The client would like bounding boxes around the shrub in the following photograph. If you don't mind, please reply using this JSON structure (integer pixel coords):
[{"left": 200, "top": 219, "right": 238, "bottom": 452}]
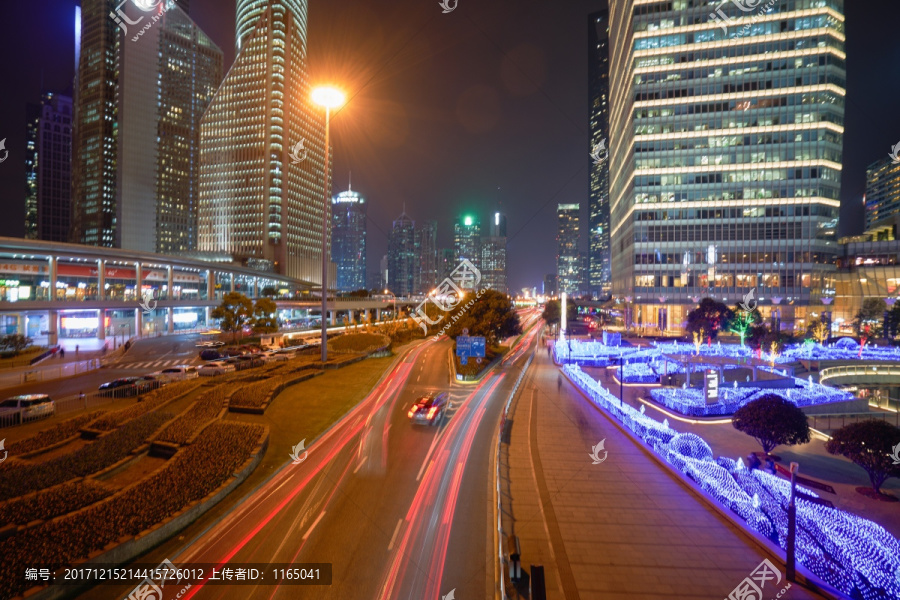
[
  {"left": 157, "top": 387, "right": 227, "bottom": 445},
  {"left": 0, "top": 481, "right": 112, "bottom": 526},
  {"left": 6, "top": 412, "right": 103, "bottom": 456},
  {"left": 89, "top": 380, "right": 200, "bottom": 431}
]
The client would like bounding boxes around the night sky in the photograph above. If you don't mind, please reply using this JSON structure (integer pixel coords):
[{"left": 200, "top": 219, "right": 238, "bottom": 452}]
[{"left": 1, "top": 0, "right": 899, "bottom": 292}]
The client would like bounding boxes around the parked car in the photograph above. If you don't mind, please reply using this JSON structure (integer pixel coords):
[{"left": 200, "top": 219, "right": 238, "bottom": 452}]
[
  {"left": 98, "top": 377, "right": 143, "bottom": 397},
  {"left": 198, "top": 361, "right": 236, "bottom": 377},
  {"left": 407, "top": 393, "right": 449, "bottom": 426},
  {"left": 135, "top": 374, "right": 166, "bottom": 395},
  {"left": 155, "top": 365, "right": 200, "bottom": 382},
  {"left": 199, "top": 349, "right": 222, "bottom": 361},
  {"left": 0, "top": 394, "right": 56, "bottom": 424}
]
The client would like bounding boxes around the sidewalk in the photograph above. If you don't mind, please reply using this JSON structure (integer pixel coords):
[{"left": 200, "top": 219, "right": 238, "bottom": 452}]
[{"left": 501, "top": 350, "right": 825, "bottom": 599}]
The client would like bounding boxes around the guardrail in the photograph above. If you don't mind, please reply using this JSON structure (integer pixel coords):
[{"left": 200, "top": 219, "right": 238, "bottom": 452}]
[
  {"left": 819, "top": 364, "right": 900, "bottom": 384},
  {"left": 809, "top": 411, "right": 900, "bottom": 432}
]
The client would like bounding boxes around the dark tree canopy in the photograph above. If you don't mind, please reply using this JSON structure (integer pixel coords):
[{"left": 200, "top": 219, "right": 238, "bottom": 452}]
[
  {"left": 686, "top": 298, "right": 733, "bottom": 340},
  {"left": 541, "top": 299, "right": 576, "bottom": 326},
  {"left": 211, "top": 292, "right": 254, "bottom": 342},
  {"left": 252, "top": 297, "right": 279, "bottom": 334},
  {"left": 825, "top": 420, "right": 900, "bottom": 494},
  {"left": 732, "top": 394, "right": 811, "bottom": 454},
  {"left": 446, "top": 290, "right": 522, "bottom": 346}
]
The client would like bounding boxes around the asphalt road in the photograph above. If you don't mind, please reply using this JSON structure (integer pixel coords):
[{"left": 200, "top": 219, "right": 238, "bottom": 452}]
[
  {"left": 0, "top": 333, "right": 208, "bottom": 408},
  {"left": 95, "top": 322, "right": 543, "bottom": 600}
]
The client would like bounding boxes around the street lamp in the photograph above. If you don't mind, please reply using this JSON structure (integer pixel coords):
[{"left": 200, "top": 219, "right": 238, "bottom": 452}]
[
  {"left": 383, "top": 289, "right": 396, "bottom": 321},
  {"left": 312, "top": 85, "right": 346, "bottom": 363}
]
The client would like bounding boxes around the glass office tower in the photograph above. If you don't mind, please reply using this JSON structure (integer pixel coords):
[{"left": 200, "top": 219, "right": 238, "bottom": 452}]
[
  {"left": 199, "top": 0, "right": 329, "bottom": 283},
  {"left": 609, "top": 0, "right": 845, "bottom": 332},
  {"left": 589, "top": 4, "right": 612, "bottom": 297},
  {"left": 331, "top": 186, "right": 367, "bottom": 292},
  {"left": 557, "top": 204, "right": 582, "bottom": 294}
]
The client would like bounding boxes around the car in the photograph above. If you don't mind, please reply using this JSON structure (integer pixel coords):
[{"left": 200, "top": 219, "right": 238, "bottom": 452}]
[
  {"left": 155, "top": 365, "right": 200, "bottom": 381},
  {"left": 98, "top": 377, "right": 143, "bottom": 397},
  {"left": 199, "top": 349, "right": 222, "bottom": 361},
  {"left": 407, "top": 393, "right": 449, "bottom": 426},
  {"left": 198, "top": 361, "right": 236, "bottom": 376},
  {"left": 269, "top": 350, "right": 295, "bottom": 361},
  {"left": 135, "top": 374, "right": 166, "bottom": 394},
  {"left": 0, "top": 394, "right": 56, "bottom": 424}
]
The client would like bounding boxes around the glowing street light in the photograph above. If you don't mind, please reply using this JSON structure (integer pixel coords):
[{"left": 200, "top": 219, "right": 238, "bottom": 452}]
[{"left": 312, "top": 86, "right": 347, "bottom": 363}]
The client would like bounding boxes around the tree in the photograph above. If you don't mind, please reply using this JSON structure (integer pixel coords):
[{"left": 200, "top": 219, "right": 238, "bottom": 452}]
[
  {"left": 806, "top": 317, "right": 829, "bottom": 344},
  {"left": 825, "top": 420, "right": 900, "bottom": 495},
  {"left": 732, "top": 394, "right": 811, "bottom": 455},
  {"left": 727, "top": 305, "right": 761, "bottom": 346},
  {"left": 446, "top": 290, "right": 522, "bottom": 346},
  {"left": 211, "top": 292, "right": 254, "bottom": 342},
  {"left": 1, "top": 334, "right": 33, "bottom": 356},
  {"left": 854, "top": 297, "right": 886, "bottom": 337},
  {"left": 747, "top": 323, "right": 769, "bottom": 351},
  {"left": 686, "top": 298, "right": 733, "bottom": 341},
  {"left": 252, "top": 297, "right": 279, "bottom": 334},
  {"left": 541, "top": 299, "right": 576, "bottom": 329}
]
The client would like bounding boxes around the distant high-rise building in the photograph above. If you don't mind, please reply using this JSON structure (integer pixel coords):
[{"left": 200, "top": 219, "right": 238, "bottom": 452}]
[
  {"left": 480, "top": 236, "right": 508, "bottom": 293},
  {"left": 454, "top": 215, "right": 481, "bottom": 287},
  {"left": 415, "top": 220, "right": 438, "bottom": 294},
  {"left": 490, "top": 211, "right": 507, "bottom": 237},
  {"left": 380, "top": 255, "right": 389, "bottom": 290},
  {"left": 588, "top": 5, "right": 611, "bottom": 296},
  {"left": 543, "top": 273, "right": 558, "bottom": 297},
  {"left": 331, "top": 185, "right": 367, "bottom": 292},
  {"left": 609, "top": 0, "right": 845, "bottom": 331},
  {"left": 865, "top": 157, "right": 900, "bottom": 232},
  {"left": 388, "top": 212, "right": 416, "bottom": 296},
  {"left": 557, "top": 204, "right": 581, "bottom": 294},
  {"left": 198, "top": 0, "right": 328, "bottom": 282},
  {"left": 24, "top": 104, "right": 39, "bottom": 240},
  {"left": 33, "top": 93, "right": 74, "bottom": 243},
  {"left": 73, "top": 1, "right": 221, "bottom": 252},
  {"left": 438, "top": 248, "right": 456, "bottom": 281}
]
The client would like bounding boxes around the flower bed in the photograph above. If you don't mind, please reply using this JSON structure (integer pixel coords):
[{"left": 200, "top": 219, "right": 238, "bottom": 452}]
[
  {"left": 88, "top": 380, "right": 200, "bottom": 431},
  {"left": 0, "top": 480, "right": 112, "bottom": 526},
  {"left": 0, "top": 411, "right": 172, "bottom": 502},
  {"left": 0, "top": 422, "right": 264, "bottom": 600},
  {"left": 156, "top": 387, "right": 227, "bottom": 445},
  {"left": 229, "top": 377, "right": 285, "bottom": 410},
  {"left": 564, "top": 364, "right": 900, "bottom": 599},
  {"left": 6, "top": 412, "right": 103, "bottom": 456}
]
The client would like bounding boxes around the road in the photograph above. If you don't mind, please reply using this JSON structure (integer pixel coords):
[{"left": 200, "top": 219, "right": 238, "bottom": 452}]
[
  {"left": 94, "top": 323, "right": 541, "bottom": 600},
  {"left": 0, "top": 333, "right": 208, "bottom": 408}
]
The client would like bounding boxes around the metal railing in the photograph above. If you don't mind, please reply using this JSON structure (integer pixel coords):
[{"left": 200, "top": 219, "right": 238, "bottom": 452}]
[
  {"left": 809, "top": 411, "right": 900, "bottom": 431},
  {"left": 819, "top": 364, "right": 900, "bottom": 384}
]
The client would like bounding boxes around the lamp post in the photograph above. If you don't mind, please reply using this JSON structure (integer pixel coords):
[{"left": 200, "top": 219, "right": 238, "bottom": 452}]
[
  {"left": 383, "top": 289, "right": 396, "bottom": 322},
  {"left": 312, "top": 86, "right": 346, "bottom": 364}
]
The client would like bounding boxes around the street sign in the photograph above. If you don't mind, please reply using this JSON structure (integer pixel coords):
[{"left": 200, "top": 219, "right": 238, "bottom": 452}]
[
  {"left": 704, "top": 369, "right": 719, "bottom": 404},
  {"left": 456, "top": 335, "right": 486, "bottom": 358},
  {"left": 460, "top": 356, "right": 468, "bottom": 365}
]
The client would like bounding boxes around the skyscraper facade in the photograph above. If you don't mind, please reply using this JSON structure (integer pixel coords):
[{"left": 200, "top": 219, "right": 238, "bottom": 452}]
[
  {"left": 480, "top": 236, "right": 508, "bottom": 293},
  {"left": 557, "top": 204, "right": 581, "bottom": 294},
  {"left": 35, "top": 93, "right": 73, "bottom": 243},
  {"left": 588, "top": 5, "right": 612, "bottom": 297},
  {"left": 864, "top": 157, "right": 900, "bottom": 232},
  {"left": 388, "top": 212, "right": 416, "bottom": 297},
  {"left": 490, "top": 211, "right": 507, "bottom": 237},
  {"left": 454, "top": 215, "right": 481, "bottom": 289},
  {"left": 609, "top": 0, "right": 845, "bottom": 331},
  {"left": 24, "top": 104, "right": 39, "bottom": 240},
  {"left": 73, "top": 1, "right": 221, "bottom": 252},
  {"left": 331, "top": 186, "right": 367, "bottom": 292},
  {"left": 198, "top": 0, "right": 330, "bottom": 282},
  {"left": 415, "top": 220, "right": 438, "bottom": 294}
]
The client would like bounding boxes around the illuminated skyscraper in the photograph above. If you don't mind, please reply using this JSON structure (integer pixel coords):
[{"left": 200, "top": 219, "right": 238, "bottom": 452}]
[
  {"left": 482, "top": 211, "right": 508, "bottom": 293},
  {"left": 34, "top": 93, "right": 74, "bottom": 243},
  {"left": 25, "top": 104, "right": 40, "bottom": 240},
  {"left": 388, "top": 212, "right": 416, "bottom": 297},
  {"left": 588, "top": 4, "right": 611, "bottom": 296},
  {"left": 557, "top": 204, "right": 581, "bottom": 294},
  {"left": 199, "top": 0, "right": 330, "bottom": 282},
  {"left": 415, "top": 220, "right": 438, "bottom": 294},
  {"left": 331, "top": 185, "right": 367, "bottom": 292},
  {"left": 864, "top": 157, "right": 900, "bottom": 232},
  {"left": 73, "top": 0, "right": 221, "bottom": 252},
  {"left": 454, "top": 215, "right": 481, "bottom": 268},
  {"left": 608, "top": 0, "right": 844, "bottom": 331}
]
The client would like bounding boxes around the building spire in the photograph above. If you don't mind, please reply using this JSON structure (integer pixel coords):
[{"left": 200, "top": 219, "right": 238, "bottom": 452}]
[{"left": 348, "top": 170, "right": 352, "bottom": 192}]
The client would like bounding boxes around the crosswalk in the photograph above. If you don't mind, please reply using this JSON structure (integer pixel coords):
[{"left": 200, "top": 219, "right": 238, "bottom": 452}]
[{"left": 115, "top": 358, "right": 195, "bottom": 370}]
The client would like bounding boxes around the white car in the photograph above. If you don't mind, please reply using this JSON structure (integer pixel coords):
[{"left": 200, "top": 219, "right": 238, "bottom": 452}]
[
  {"left": 0, "top": 394, "right": 56, "bottom": 424},
  {"left": 270, "top": 351, "right": 296, "bottom": 361},
  {"left": 154, "top": 365, "right": 200, "bottom": 381},
  {"left": 198, "top": 361, "right": 236, "bottom": 376}
]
